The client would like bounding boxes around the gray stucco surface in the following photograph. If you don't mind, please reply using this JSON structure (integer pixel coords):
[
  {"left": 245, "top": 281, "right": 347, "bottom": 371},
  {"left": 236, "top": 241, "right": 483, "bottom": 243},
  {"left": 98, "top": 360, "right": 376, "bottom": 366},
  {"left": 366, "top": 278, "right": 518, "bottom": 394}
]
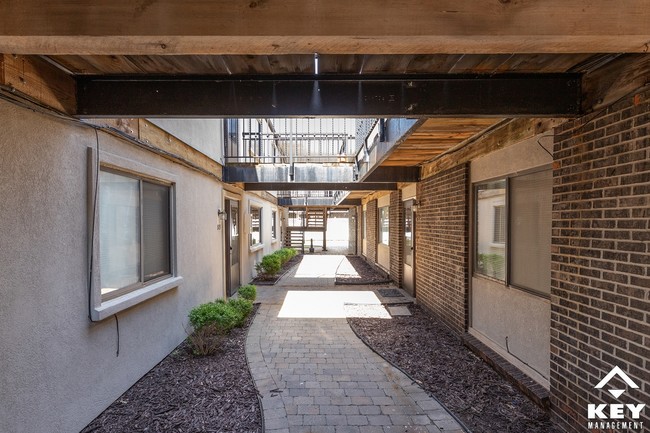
[
  {"left": 469, "top": 135, "right": 553, "bottom": 386},
  {"left": 0, "top": 100, "right": 231, "bottom": 433}
]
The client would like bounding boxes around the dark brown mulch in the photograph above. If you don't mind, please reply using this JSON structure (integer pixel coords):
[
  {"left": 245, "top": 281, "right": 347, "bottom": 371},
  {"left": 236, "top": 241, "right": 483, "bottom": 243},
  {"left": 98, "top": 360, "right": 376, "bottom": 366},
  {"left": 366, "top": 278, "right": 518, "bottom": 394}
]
[
  {"left": 251, "top": 254, "right": 303, "bottom": 285},
  {"left": 348, "top": 305, "right": 562, "bottom": 433},
  {"left": 336, "top": 255, "right": 391, "bottom": 285},
  {"left": 82, "top": 305, "right": 262, "bottom": 433}
]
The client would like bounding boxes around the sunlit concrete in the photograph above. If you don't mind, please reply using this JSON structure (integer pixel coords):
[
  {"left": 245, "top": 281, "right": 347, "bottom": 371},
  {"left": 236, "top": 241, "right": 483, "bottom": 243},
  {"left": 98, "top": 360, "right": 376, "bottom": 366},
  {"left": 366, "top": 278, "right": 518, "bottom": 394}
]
[
  {"left": 277, "top": 290, "right": 391, "bottom": 319},
  {"left": 293, "top": 254, "right": 346, "bottom": 279},
  {"left": 335, "top": 256, "right": 362, "bottom": 279}
]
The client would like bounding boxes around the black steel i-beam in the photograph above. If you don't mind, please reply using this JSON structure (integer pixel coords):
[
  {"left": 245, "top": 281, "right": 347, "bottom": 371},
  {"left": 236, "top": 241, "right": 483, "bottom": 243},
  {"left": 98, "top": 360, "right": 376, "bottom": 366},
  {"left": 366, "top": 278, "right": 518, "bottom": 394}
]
[
  {"left": 76, "top": 74, "right": 581, "bottom": 117},
  {"left": 244, "top": 182, "right": 397, "bottom": 191}
]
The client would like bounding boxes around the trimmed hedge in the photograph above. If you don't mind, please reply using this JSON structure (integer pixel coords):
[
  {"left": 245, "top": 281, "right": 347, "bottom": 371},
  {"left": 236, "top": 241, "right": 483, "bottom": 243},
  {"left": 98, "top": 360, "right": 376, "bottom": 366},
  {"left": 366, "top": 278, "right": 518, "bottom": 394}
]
[
  {"left": 187, "top": 296, "right": 256, "bottom": 355},
  {"left": 255, "top": 248, "right": 298, "bottom": 278},
  {"left": 228, "top": 298, "right": 253, "bottom": 327},
  {"left": 238, "top": 284, "right": 257, "bottom": 301}
]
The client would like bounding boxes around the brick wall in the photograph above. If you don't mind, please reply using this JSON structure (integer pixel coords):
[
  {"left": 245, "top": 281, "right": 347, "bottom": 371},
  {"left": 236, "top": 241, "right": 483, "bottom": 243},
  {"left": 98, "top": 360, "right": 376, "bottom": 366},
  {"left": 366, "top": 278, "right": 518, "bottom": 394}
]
[
  {"left": 366, "top": 199, "right": 378, "bottom": 263},
  {"left": 348, "top": 207, "right": 357, "bottom": 255},
  {"left": 415, "top": 164, "right": 469, "bottom": 334},
  {"left": 551, "top": 89, "right": 650, "bottom": 432},
  {"left": 389, "top": 190, "right": 404, "bottom": 286}
]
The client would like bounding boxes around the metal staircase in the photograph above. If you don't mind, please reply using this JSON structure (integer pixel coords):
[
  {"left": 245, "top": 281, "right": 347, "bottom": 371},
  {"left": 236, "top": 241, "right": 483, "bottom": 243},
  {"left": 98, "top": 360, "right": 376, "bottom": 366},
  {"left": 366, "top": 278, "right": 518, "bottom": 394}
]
[
  {"left": 284, "top": 207, "right": 329, "bottom": 253},
  {"left": 286, "top": 229, "right": 306, "bottom": 253},
  {"left": 305, "top": 208, "right": 326, "bottom": 228}
]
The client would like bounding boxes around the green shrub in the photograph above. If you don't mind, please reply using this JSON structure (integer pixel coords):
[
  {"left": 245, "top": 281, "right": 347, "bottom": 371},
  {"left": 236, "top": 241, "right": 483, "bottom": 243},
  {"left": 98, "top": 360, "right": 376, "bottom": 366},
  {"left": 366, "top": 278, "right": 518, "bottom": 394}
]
[
  {"left": 228, "top": 298, "right": 253, "bottom": 327},
  {"left": 238, "top": 284, "right": 257, "bottom": 301},
  {"left": 255, "top": 253, "right": 282, "bottom": 278},
  {"left": 275, "top": 248, "right": 297, "bottom": 265},
  {"left": 188, "top": 300, "right": 239, "bottom": 332}
]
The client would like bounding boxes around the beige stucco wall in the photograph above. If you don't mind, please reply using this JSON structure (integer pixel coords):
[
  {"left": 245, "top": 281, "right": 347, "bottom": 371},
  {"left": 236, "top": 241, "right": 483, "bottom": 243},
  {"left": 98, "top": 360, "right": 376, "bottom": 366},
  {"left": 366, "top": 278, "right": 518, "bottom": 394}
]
[
  {"left": 148, "top": 118, "right": 224, "bottom": 163},
  {"left": 469, "top": 134, "right": 553, "bottom": 387},
  {"left": 0, "top": 99, "right": 274, "bottom": 433},
  {"left": 241, "top": 193, "right": 283, "bottom": 283}
]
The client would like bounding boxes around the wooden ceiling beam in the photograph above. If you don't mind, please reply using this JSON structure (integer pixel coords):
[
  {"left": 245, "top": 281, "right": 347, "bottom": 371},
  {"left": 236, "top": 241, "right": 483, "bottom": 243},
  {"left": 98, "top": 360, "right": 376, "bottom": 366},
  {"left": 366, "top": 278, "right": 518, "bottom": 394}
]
[
  {"left": 0, "top": 1, "right": 648, "bottom": 55},
  {"left": 0, "top": 54, "right": 76, "bottom": 113}
]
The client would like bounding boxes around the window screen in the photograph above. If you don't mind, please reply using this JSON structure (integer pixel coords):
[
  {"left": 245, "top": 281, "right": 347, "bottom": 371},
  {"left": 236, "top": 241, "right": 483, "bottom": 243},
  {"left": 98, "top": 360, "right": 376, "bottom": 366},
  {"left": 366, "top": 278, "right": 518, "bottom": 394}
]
[
  {"left": 143, "top": 182, "right": 170, "bottom": 281},
  {"left": 510, "top": 169, "right": 552, "bottom": 294}
]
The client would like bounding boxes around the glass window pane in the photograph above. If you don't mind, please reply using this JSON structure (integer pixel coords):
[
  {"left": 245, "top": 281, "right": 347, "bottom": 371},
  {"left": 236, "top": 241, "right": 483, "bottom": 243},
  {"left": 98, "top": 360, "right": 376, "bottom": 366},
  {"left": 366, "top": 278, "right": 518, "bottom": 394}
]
[
  {"left": 510, "top": 169, "right": 552, "bottom": 294},
  {"left": 250, "top": 207, "right": 261, "bottom": 245},
  {"left": 404, "top": 203, "right": 413, "bottom": 266},
  {"left": 475, "top": 180, "right": 506, "bottom": 281},
  {"left": 379, "top": 206, "right": 389, "bottom": 245},
  {"left": 271, "top": 211, "right": 277, "bottom": 239},
  {"left": 143, "top": 181, "right": 171, "bottom": 281},
  {"left": 99, "top": 171, "right": 140, "bottom": 296}
]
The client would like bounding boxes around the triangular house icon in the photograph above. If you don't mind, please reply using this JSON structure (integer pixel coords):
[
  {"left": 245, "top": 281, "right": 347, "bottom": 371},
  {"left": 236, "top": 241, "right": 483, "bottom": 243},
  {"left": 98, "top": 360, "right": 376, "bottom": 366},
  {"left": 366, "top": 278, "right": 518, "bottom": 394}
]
[{"left": 595, "top": 366, "right": 639, "bottom": 398}]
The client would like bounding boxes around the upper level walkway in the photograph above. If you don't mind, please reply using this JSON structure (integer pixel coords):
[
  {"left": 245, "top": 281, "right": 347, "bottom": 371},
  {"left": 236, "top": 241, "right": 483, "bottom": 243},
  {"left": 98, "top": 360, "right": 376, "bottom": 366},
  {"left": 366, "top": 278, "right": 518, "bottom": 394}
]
[{"left": 245, "top": 255, "right": 465, "bottom": 433}]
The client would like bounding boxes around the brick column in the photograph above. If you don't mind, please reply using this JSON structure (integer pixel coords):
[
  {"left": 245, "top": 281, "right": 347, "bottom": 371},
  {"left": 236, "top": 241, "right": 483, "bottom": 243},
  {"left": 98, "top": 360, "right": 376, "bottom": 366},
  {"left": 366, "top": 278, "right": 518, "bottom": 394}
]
[
  {"left": 550, "top": 89, "right": 650, "bottom": 432},
  {"left": 366, "top": 199, "right": 378, "bottom": 263},
  {"left": 415, "top": 163, "right": 470, "bottom": 334},
  {"left": 389, "top": 190, "right": 404, "bottom": 287}
]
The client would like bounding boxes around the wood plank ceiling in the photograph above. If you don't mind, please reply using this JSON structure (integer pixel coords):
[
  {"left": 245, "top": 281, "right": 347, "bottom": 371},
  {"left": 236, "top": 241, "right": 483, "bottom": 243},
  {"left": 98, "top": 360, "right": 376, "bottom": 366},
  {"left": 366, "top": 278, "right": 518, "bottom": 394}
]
[
  {"left": 382, "top": 118, "right": 501, "bottom": 166},
  {"left": 46, "top": 53, "right": 608, "bottom": 75}
]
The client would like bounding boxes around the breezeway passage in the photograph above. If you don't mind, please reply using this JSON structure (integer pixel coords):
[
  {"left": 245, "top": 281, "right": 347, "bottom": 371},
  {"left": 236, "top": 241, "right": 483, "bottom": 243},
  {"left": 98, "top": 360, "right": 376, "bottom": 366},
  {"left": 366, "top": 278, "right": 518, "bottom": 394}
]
[{"left": 246, "top": 256, "right": 464, "bottom": 433}]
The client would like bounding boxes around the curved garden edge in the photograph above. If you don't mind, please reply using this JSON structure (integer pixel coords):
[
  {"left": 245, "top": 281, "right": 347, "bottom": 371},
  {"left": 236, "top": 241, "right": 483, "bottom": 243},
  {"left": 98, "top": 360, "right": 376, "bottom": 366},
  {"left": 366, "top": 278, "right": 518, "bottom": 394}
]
[
  {"left": 347, "top": 305, "right": 562, "bottom": 433},
  {"left": 346, "top": 315, "right": 471, "bottom": 433}
]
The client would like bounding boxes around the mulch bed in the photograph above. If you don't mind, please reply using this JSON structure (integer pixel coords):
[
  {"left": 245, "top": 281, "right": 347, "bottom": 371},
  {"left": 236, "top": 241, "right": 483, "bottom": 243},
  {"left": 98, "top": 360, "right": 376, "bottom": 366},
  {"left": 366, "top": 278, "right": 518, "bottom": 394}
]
[
  {"left": 348, "top": 305, "right": 562, "bottom": 433},
  {"left": 82, "top": 305, "right": 262, "bottom": 433},
  {"left": 335, "top": 256, "right": 391, "bottom": 285},
  {"left": 251, "top": 254, "right": 303, "bottom": 285}
]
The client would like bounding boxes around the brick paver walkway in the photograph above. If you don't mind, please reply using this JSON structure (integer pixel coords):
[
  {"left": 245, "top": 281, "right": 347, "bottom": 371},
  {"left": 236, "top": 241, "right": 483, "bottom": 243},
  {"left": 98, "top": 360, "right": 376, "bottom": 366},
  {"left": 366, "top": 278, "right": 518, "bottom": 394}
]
[{"left": 246, "top": 301, "right": 465, "bottom": 433}]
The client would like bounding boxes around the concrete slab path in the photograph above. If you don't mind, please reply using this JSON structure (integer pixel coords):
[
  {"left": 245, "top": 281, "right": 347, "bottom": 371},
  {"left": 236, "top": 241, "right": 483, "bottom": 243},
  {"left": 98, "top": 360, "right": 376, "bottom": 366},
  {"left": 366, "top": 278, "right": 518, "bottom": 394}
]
[{"left": 245, "top": 255, "right": 464, "bottom": 433}]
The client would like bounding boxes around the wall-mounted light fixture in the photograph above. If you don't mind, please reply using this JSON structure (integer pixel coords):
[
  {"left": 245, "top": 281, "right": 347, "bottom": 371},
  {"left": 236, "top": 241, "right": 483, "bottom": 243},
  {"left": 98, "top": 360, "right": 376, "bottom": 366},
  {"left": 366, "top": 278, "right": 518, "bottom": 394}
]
[
  {"left": 411, "top": 200, "right": 419, "bottom": 212},
  {"left": 218, "top": 209, "right": 228, "bottom": 221}
]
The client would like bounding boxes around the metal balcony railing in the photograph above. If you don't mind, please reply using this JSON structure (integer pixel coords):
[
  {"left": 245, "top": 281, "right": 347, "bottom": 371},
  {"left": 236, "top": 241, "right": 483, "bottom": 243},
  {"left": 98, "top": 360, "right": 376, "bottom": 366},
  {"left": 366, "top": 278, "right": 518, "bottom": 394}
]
[{"left": 224, "top": 118, "right": 357, "bottom": 164}]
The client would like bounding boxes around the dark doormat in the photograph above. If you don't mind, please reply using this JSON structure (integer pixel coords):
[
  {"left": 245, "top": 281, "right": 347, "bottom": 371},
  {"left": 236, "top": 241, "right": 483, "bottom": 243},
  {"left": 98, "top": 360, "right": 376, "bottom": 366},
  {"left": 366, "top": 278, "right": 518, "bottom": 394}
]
[{"left": 377, "top": 288, "right": 405, "bottom": 298}]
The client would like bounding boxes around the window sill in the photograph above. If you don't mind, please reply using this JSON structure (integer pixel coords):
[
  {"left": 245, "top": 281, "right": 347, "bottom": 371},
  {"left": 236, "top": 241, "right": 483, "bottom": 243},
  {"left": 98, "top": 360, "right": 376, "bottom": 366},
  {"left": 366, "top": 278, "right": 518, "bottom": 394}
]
[
  {"left": 249, "top": 243, "right": 264, "bottom": 253},
  {"left": 272, "top": 238, "right": 280, "bottom": 244},
  {"left": 473, "top": 273, "right": 506, "bottom": 285},
  {"left": 472, "top": 274, "right": 550, "bottom": 300},
  {"left": 91, "top": 276, "right": 183, "bottom": 321}
]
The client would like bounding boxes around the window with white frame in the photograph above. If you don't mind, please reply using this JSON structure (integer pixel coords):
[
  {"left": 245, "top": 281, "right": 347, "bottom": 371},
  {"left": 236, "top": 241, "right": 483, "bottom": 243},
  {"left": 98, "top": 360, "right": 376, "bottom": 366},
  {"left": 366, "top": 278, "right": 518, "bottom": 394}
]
[
  {"left": 271, "top": 210, "right": 277, "bottom": 240},
  {"left": 250, "top": 206, "right": 262, "bottom": 246},
  {"left": 99, "top": 169, "right": 172, "bottom": 301},
  {"left": 474, "top": 168, "right": 552, "bottom": 296},
  {"left": 362, "top": 209, "right": 366, "bottom": 239},
  {"left": 379, "top": 206, "right": 389, "bottom": 245}
]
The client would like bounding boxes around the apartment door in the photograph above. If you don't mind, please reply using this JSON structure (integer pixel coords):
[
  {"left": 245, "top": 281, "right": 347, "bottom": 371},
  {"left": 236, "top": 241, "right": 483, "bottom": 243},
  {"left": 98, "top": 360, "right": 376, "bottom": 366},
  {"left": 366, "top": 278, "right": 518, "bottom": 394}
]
[
  {"left": 225, "top": 199, "right": 240, "bottom": 297},
  {"left": 403, "top": 199, "right": 415, "bottom": 296}
]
